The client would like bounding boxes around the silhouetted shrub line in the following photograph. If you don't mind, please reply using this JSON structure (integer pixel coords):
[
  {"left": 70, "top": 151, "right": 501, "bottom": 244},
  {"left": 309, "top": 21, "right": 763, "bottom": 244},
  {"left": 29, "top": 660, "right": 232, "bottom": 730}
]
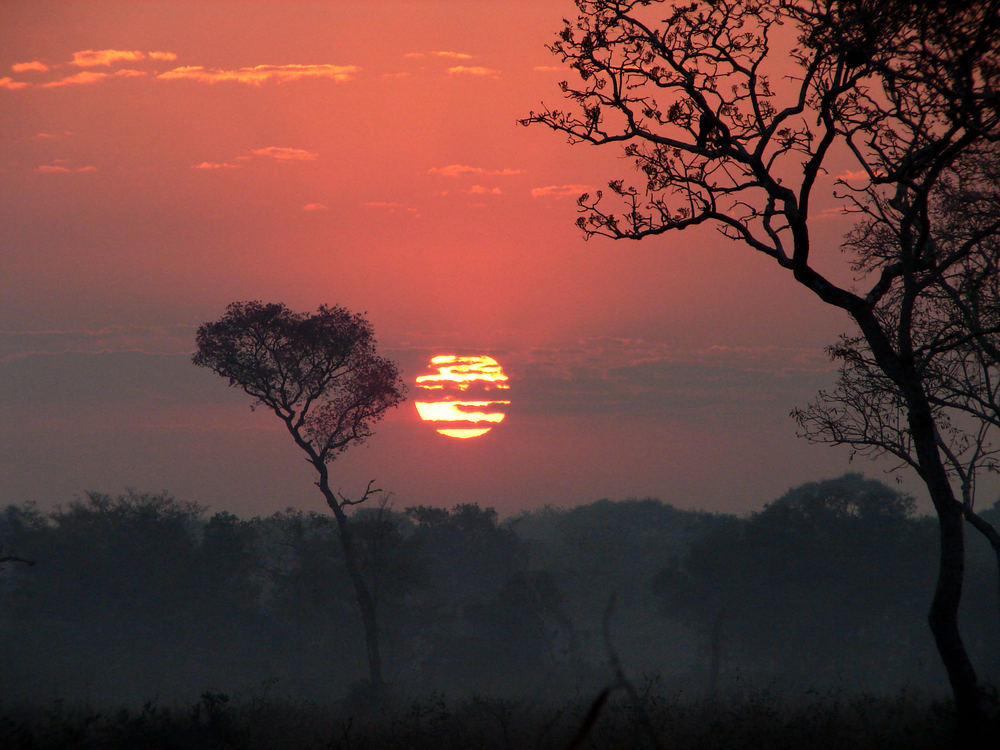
[{"left": 0, "top": 690, "right": 971, "bottom": 749}]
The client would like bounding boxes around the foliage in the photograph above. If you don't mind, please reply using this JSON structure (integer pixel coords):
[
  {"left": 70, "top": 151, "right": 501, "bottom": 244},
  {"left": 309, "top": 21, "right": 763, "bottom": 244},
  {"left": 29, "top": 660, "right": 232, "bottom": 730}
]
[{"left": 193, "top": 300, "right": 405, "bottom": 462}]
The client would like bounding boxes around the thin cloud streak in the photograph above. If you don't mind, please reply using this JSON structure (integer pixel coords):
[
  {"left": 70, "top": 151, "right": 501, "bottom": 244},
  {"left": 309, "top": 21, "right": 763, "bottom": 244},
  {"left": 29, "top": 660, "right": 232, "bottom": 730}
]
[
  {"left": 530, "top": 184, "right": 594, "bottom": 199},
  {"left": 429, "top": 164, "right": 523, "bottom": 177},
  {"left": 12, "top": 61, "right": 49, "bottom": 73},
  {"left": 36, "top": 163, "right": 98, "bottom": 174},
  {"left": 251, "top": 146, "right": 318, "bottom": 161},
  {"left": 158, "top": 63, "right": 360, "bottom": 85},
  {"left": 71, "top": 49, "right": 145, "bottom": 67},
  {"left": 447, "top": 65, "right": 499, "bottom": 77}
]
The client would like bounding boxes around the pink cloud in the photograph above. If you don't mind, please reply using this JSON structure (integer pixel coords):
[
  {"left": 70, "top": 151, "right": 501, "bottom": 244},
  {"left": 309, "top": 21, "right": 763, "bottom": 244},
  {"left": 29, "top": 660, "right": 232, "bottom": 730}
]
[
  {"left": 71, "top": 49, "right": 145, "bottom": 67},
  {"left": 36, "top": 163, "right": 98, "bottom": 174},
  {"left": 158, "top": 64, "right": 360, "bottom": 85},
  {"left": 192, "top": 161, "right": 240, "bottom": 170},
  {"left": 429, "top": 164, "right": 522, "bottom": 177},
  {"left": 466, "top": 185, "right": 502, "bottom": 195},
  {"left": 148, "top": 51, "right": 178, "bottom": 61},
  {"left": 430, "top": 50, "right": 473, "bottom": 60},
  {"left": 12, "top": 61, "right": 49, "bottom": 73},
  {"left": 447, "top": 65, "right": 500, "bottom": 77},
  {"left": 530, "top": 184, "right": 594, "bottom": 199},
  {"left": 41, "top": 71, "right": 109, "bottom": 88},
  {"left": 302, "top": 203, "right": 329, "bottom": 212},
  {"left": 0, "top": 77, "right": 29, "bottom": 90},
  {"left": 251, "top": 146, "right": 318, "bottom": 161}
]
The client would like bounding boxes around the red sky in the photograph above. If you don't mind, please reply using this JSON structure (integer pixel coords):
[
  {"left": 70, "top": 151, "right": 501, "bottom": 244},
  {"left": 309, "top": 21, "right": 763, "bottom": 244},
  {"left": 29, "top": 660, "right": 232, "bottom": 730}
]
[{"left": 0, "top": 1, "right": 933, "bottom": 517}]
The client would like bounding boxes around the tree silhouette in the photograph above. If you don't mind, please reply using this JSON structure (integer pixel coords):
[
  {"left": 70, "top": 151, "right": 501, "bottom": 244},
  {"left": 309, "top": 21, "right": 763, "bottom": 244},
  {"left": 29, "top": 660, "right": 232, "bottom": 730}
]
[
  {"left": 193, "top": 300, "right": 405, "bottom": 688},
  {"left": 794, "top": 144, "right": 1000, "bottom": 628},
  {"left": 524, "top": 0, "right": 1000, "bottom": 736}
]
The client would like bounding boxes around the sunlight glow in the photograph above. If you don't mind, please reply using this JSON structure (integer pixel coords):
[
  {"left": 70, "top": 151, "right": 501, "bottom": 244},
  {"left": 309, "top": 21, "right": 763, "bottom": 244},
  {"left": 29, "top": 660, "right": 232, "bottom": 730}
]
[
  {"left": 414, "top": 354, "right": 511, "bottom": 439},
  {"left": 437, "top": 427, "right": 492, "bottom": 439}
]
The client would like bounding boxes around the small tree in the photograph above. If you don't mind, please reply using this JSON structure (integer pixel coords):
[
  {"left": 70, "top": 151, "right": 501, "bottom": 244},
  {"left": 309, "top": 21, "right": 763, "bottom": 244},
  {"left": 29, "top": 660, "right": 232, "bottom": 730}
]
[
  {"left": 193, "top": 300, "right": 405, "bottom": 688},
  {"left": 524, "top": 0, "right": 1000, "bottom": 734}
]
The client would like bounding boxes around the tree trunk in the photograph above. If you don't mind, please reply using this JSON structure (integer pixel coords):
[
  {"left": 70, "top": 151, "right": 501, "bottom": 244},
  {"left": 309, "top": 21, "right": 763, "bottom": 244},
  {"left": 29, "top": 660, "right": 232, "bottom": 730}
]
[
  {"left": 906, "top": 397, "right": 984, "bottom": 742},
  {"left": 315, "top": 467, "right": 384, "bottom": 688}
]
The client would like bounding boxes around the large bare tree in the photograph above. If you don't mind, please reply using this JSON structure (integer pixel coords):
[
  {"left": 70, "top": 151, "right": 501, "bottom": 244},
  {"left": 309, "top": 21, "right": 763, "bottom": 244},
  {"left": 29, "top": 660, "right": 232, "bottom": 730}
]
[
  {"left": 193, "top": 301, "right": 405, "bottom": 689},
  {"left": 523, "top": 0, "right": 999, "bottom": 737}
]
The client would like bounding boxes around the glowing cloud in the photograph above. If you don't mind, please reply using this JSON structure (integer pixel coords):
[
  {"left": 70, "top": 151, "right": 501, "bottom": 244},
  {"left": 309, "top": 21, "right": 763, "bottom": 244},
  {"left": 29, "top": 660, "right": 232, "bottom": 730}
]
[
  {"left": 36, "top": 163, "right": 98, "bottom": 174},
  {"left": 302, "top": 203, "right": 329, "bottom": 212},
  {"left": 148, "top": 51, "right": 178, "bottom": 61},
  {"left": 447, "top": 65, "right": 500, "bottom": 77},
  {"left": 12, "top": 61, "right": 48, "bottom": 73},
  {"left": 251, "top": 146, "right": 318, "bottom": 161},
  {"left": 158, "top": 64, "right": 360, "bottom": 85},
  {"left": 430, "top": 50, "right": 473, "bottom": 60},
  {"left": 42, "top": 71, "right": 109, "bottom": 88},
  {"left": 71, "top": 49, "right": 145, "bottom": 67},
  {"left": 0, "top": 77, "right": 29, "bottom": 90},
  {"left": 192, "top": 161, "right": 240, "bottom": 170},
  {"left": 466, "top": 185, "right": 502, "bottom": 195},
  {"left": 530, "top": 184, "right": 595, "bottom": 199},
  {"left": 429, "top": 164, "right": 523, "bottom": 177}
]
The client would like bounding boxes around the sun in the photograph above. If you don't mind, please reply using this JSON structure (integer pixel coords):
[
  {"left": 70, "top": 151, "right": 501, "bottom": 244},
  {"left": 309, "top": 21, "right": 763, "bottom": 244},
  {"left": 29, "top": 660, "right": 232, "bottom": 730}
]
[{"left": 414, "top": 354, "right": 511, "bottom": 439}]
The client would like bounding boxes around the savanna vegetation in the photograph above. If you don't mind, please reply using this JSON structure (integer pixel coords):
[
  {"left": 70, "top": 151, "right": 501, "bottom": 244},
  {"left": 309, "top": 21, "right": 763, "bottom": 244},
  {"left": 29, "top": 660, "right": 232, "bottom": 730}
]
[{"left": 2, "top": 475, "right": 998, "bottom": 747}]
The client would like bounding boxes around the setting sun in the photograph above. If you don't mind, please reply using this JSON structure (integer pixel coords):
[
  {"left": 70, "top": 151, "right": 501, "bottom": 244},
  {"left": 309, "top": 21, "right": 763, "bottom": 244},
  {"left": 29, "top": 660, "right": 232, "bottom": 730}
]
[{"left": 414, "top": 355, "right": 510, "bottom": 438}]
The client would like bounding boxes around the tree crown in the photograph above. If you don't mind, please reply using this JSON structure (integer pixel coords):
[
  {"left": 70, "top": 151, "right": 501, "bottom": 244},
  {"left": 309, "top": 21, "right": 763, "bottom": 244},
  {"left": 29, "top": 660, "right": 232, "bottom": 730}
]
[{"left": 193, "top": 301, "right": 405, "bottom": 463}]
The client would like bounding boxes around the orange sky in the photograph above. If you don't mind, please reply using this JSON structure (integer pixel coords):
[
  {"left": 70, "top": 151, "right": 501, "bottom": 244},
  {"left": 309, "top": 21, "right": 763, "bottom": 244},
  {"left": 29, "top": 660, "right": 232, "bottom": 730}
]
[{"left": 0, "top": 1, "right": 926, "bottom": 516}]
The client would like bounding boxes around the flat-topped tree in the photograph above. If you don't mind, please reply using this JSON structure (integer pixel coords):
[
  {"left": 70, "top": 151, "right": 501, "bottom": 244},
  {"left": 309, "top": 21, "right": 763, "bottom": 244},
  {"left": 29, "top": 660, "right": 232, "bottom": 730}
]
[
  {"left": 193, "top": 300, "right": 405, "bottom": 688},
  {"left": 524, "top": 0, "right": 999, "bottom": 738}
]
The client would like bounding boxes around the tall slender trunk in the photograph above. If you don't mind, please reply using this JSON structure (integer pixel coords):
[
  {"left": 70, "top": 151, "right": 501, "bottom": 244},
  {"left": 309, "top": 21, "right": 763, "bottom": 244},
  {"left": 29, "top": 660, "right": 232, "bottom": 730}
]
[
  {"left": 315, "top": 467, "right": 384, "bottom": 688},
  {"left": 905, "top": 394, "right": 983, "bottom": 742}
]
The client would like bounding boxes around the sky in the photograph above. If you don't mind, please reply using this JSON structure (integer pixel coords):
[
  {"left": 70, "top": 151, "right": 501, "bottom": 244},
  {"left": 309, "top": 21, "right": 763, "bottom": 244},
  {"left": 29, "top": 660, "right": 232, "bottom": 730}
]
[{"left": 0, "top": 0, "right": 935, "bottom": 518}]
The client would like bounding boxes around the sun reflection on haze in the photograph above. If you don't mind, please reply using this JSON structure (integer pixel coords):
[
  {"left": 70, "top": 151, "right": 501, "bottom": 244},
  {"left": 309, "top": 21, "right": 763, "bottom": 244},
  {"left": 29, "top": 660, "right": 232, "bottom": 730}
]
[{"left": 414, "top": 355, "right": 510, "bottom": 438}]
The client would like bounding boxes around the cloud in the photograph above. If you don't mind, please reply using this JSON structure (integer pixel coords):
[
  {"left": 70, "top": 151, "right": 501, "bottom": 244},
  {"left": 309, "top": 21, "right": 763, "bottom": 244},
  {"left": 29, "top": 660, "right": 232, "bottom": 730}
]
[
  {"left": 530, "top": 184, "right": 594, "bottom": 199},
  {"left": 466, "top": 185, "right": 502, "bottom": 195},
  {"left": 302, "top": 203, "right": 329, "bottom": 212},
  {"left": 36, "top": 163, "right": 98, "bottom": 174},
  {"left": 71, "top": 49, "right": 145, "bottom": 67},
  {"left": 430, "top": 50, "right": 473, "bottom": 60},
  {"left": 0, "top": 77, "right": 29, "bottom": 90},
  {"left": 193, "top": 146, "right": 318, "bottom": 170},
  {"left": 158, "top": 63, "right": 360, "bottom": 85},
  {"left": 41, "top": 71, "right": 108, "bottom": 87},
  {"left": 251, "top": 146, "right": 318, "bottom": 161},
  {"left": 12, "top": 61, "right": 48, "bottom": 73},
  {"left": 363, "top": 201, "right": 418, "bottom": 215},
  {"left": 447, "top": 65, "right": 499, "bottom": 77},
  {"left": 192, "top": 161, "right": 240, "bottom": 170},
  {"left": 429, "top": 164, "right": 523, "bottom": 177},
  {"left": 148, "top": 51, "right": 178, "bottom": 61},
  {"left": 35, "top": 131, "right": 73, "bottom": 139},
  {"left": 403, "top": 52, "right": 425, "bottom": 59},
  {"left": 533, "top": 65, "right": 563, "bottom": 72}
]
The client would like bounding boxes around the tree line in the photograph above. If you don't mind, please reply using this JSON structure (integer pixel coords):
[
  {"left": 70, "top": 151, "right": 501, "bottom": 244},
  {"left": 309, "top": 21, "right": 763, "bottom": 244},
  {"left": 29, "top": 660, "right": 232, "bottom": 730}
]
[{"left": 2, "top": 475, "right": 997, "bottom": 705}]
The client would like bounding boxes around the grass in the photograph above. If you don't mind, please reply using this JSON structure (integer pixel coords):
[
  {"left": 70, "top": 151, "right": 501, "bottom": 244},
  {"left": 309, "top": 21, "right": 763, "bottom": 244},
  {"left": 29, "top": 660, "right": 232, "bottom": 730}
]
[{"left": 0, "top": 686, "right": 976, "bottom": 749}]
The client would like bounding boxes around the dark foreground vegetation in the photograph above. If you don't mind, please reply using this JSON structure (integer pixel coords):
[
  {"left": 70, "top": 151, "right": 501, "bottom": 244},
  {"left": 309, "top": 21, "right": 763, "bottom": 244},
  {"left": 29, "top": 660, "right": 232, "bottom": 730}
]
[
  {"left": 0, "top": 689, "right": 959, "bottom": 750},
  {"left": 2, "top": 474, "right": 999, "bottom": 744}
]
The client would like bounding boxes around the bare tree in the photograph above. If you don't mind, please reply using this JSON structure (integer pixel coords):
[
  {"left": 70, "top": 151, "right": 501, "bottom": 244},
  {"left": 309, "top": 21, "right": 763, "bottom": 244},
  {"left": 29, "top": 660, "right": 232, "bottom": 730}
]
[
  {"left": 193, "top": 300, "right": 405, "bottom": 688},
  {"left": 523, "top": 0, "right": 1000, "bottom": 736},
  {"left": 794, "top": 144, "right": 1000, "bottom": 620}
]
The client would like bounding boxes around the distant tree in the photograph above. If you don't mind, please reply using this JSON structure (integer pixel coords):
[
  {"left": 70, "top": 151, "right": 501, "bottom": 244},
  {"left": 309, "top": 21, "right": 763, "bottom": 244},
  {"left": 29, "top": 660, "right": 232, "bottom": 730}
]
[
  {"left": 193, "top": 300, "right": 405, "bottom": 688},
  {"left": 524, "top": 0, "right": 1000, "bottom": 733},
  {"left": 655, "top": 475, "right": 932, "bottom": 693}
]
